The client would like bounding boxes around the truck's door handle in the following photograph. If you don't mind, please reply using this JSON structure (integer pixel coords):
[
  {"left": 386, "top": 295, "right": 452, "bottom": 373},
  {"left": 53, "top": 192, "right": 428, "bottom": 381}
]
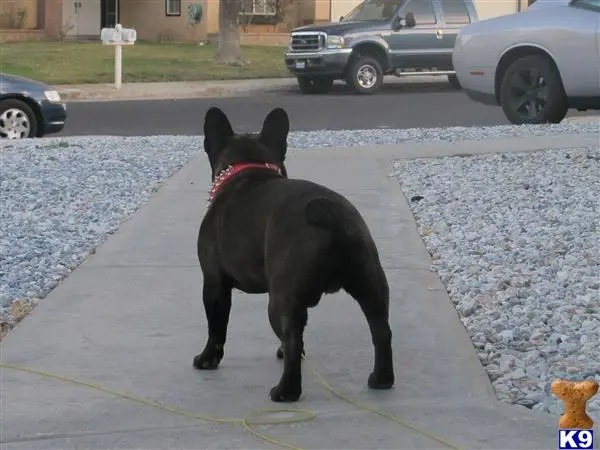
[{"left": 436, "top": 29, "right": 444, "bottom": 39}]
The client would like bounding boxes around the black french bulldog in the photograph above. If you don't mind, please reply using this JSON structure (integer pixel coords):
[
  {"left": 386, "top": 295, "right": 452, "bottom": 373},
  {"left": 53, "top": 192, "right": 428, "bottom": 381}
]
[{"left": 194, "top": 106, "right": 394, "bottom": 402}]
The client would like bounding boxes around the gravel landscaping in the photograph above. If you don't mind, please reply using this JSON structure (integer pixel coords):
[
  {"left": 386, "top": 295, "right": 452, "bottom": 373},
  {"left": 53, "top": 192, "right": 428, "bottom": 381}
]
[
  {"left": 393, "top": 146, "right": 599, "bottom": 421},
  {"left": 1, "top": 123, "right": 598, "bottom": 420}
]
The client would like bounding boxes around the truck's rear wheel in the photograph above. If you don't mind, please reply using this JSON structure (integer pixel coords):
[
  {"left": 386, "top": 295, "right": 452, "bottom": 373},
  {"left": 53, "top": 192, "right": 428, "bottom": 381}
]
[
  {"left": 297, "top": 76, "right": 334, "bottom": 94},
  {"left": 346, "top": 56, "right": 383, "bottom": 94}
]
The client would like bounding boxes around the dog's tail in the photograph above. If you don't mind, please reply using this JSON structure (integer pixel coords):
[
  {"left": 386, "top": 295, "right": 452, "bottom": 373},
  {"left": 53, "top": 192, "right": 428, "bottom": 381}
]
[{"left": 305, "top": 197, "right": 358, "bottom": 241}]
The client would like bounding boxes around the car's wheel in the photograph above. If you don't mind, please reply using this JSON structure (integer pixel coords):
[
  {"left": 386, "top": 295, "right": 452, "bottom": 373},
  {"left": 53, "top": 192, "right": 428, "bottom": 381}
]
[
  {"left": 297, "top": 76, "right": 334, "bottom": 94},
  {"left": 346, "top": 56, "right": 383, "bottom": 94},
  {"left": 448, "top": 74, "right": 461, "bottom": 90},
  {"left": 0, "top": 99, "right": 38, "bottom": 139},
  {"left": 499, "top": 55, "right": 568, "bottom": 125}
]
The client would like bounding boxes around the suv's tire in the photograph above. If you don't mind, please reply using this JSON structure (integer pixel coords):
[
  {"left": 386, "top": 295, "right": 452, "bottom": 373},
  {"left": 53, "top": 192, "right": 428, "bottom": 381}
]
[
  {"left": 0, "top": 99, "right": 38, "bottom": 139},
  {"left": 448, "top": 74, "right": 461, "bottom": 90},
  {"left": 297, "top": 76, "right": 334, "bottom": 94},
  {"left": 346, "top": 56, "right": 383, "bottom": 94},
  {"left": 499, "top": 55, "right": 568, "bottom": 125}
]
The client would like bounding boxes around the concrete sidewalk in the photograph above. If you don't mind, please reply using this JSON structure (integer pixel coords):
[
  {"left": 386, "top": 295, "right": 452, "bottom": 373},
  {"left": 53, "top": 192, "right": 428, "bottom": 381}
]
[
  {"left": 2, "top": 134, "right": 596, "bottom": 449},
  {"left": 54, "top": 75, "right": 451, "bottom": 102}
]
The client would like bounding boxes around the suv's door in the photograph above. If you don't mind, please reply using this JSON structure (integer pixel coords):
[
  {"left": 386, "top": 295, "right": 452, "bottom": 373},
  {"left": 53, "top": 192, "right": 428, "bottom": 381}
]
[
  {"left": 388, "top": 0, "right": 447, "bottom": 69},
  {"left": 437, "top": 0, "right": 475, "bottom": 69}
]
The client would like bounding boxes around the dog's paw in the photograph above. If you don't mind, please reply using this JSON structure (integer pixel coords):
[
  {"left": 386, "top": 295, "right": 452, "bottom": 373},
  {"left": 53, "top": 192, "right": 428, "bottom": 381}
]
[
  {"left": 269, "top": 384, "right": 302, "bottom": 403},
  {"left": 193, "top": 349, "right": 223, "bottom": 370},
  {"left": 367, "top": 371, "right": 395, "bottom": 390}
]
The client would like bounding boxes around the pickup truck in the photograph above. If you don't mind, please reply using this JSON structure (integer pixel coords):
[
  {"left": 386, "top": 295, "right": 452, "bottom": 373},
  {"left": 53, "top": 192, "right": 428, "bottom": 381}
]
[{"left": 285, "top": 0, "right": 479, "bottom": 94}]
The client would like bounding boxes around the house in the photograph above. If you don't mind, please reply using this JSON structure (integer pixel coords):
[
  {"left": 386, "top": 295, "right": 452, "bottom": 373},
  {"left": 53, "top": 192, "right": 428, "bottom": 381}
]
[
  {"left": 0, "top": 0, "right": 47, "bottom": 41},
  {"left": 0, "top": 0, "right": 532, "bottom": 44}
]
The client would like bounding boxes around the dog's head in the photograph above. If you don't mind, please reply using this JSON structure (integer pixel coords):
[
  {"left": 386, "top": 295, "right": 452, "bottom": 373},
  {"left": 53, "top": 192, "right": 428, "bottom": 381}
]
[{"left": 203, "top": 106, "right": 290, "bottom": 180}]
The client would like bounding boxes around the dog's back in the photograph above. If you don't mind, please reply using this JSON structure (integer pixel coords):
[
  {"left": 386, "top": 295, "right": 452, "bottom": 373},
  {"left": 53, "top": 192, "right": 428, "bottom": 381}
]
[{"left": 202, "top": 177, "right": 383, "bottom": 303}]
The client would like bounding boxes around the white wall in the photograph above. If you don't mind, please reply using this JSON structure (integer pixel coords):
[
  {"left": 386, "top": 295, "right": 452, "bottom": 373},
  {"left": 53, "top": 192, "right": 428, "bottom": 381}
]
[
  {"left": 330, "top": 0, "right": 363, "bottom": 22},
  {"left": 63, "top": 0, "right": 101, "bottom": 36},
  {"left": 473, "top": 0, "right": 520, "bottom": 20}
]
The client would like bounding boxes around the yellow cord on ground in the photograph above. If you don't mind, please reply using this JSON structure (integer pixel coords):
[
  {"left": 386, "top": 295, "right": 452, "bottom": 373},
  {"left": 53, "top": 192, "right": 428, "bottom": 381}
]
[
  {"left": 301, "top": 356, "right": 463, "bottom": 450},
  {"left": 0, "top": 362, "right": 310, "bottom": 450},
  {"left": 0, "top": 358, "right": 462, "bottom": 450}
]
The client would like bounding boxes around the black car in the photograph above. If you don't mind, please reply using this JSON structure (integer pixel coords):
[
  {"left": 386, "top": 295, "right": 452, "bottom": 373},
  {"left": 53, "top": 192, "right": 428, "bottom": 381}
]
[
  {"left": 0, "top": 73, "right": 67, "bottom": 139},
  {"left": 285, "top": 0, "right": 479, "bottom": 94}
]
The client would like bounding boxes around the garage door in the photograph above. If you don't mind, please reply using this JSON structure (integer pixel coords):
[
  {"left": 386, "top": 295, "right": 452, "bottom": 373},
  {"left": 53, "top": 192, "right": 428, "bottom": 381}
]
[{"left": 331, "top": 0, "right": 364, "bottom": 22}]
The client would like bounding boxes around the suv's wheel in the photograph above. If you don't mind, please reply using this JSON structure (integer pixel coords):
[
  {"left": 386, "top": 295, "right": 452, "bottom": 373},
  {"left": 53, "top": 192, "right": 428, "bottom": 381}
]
[
  {"left": 346, "top": 56, "right": 383, "bottom": 94},
  {"left": 0, "top": 99, "right": 38, "bottom": 139},
  {"left": 499, "top": 55, "right": 568, "bottom": 125},
  {"left": 297, "top": 76, "right": 334, "bottom": 94},
  {"left": 448, "top": 74, "right": 461, "bottom": 90}
]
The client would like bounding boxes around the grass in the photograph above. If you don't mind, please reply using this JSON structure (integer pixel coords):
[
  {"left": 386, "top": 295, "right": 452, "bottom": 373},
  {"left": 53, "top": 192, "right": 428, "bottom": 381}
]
[
  {"left": 0, "top": 41, "right": 290, "bottom": 85},
  {"left": 0, "top": 299, "right": 34, "bottom": 342}
]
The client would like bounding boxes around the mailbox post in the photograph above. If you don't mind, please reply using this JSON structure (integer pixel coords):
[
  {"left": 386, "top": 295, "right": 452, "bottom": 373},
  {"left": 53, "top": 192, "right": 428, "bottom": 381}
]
[{"left": 100, "top": 24, "right": 137, "bottom": 89}]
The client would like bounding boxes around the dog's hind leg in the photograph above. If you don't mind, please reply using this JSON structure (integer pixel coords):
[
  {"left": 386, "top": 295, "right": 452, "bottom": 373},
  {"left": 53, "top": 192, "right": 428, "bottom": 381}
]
[
  {"left": 269, "top": 299, "right": 285, "bottom": 359},
  {"left": 271, "top": 301, "right": 306, "bottom": 360},
  {"left": 193, "top": 277, "right": 232, "bottom": 370},
  {"left": 268, "top": 297, "right": 308, "bottom": 402},
  {"left": 343, "top": 263, "right": 395, "bottom": 390}
]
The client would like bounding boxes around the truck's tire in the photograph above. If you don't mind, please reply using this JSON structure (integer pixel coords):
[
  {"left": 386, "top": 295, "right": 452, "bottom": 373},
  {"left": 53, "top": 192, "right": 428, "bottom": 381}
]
[
  {"left": 448, "top": 74, "right": 461, "bottom": 90},
  {"left": 297, "top": 76, "right": 334, "bottom": 94},
  {"left": 499, "top": 55, "right": 568, "bottom": 125},
  {"left": 346, "top": 56, "right": 383, "bottom": 94}
]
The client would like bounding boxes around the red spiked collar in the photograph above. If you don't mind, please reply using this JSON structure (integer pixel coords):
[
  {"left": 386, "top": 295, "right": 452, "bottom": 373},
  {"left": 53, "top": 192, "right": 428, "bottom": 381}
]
[{"left": 208, "top": 162, "right": 282, "bottom": 203}]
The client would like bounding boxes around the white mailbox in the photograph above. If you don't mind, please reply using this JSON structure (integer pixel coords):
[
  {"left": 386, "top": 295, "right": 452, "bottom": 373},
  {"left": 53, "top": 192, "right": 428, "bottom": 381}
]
[
  {"left": 120, "top": 28, "right": 137, "bottom": 44},
  {"left": 101, "top": 27, "right": 116, "bottom": 44},
  {"left": 101, "top": 24, "right": 136, "bottom": 45},
  {"left": 100, "top": 24, "right": 137, "bottom": 90}
]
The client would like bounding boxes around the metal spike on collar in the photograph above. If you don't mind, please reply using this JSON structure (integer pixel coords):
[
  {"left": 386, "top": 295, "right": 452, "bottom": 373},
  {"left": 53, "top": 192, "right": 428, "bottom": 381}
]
[{"left": 206, "top": 165, "right": 231, "bottom": 208}]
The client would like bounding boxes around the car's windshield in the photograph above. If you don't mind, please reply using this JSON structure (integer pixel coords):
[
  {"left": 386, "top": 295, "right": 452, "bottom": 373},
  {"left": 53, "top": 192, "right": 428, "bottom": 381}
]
[{"left": 343, "top": 0, "right": 408, "bottom": 21}]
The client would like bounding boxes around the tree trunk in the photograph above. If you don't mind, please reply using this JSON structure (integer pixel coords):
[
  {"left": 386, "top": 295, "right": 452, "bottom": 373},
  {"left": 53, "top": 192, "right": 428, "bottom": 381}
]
[{"left": 215, "top": 0, "right": 243, "bottom": 64}]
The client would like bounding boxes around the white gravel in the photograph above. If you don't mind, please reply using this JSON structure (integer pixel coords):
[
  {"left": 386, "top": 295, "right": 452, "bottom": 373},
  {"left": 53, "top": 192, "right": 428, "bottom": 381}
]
[
  {"left": 0, "top": 136, "right": 199, "bottom": 312},
  {"left": 1, "top": 122, "right": 599, "bottom": 420},
  {"left": 393, "top": 146, "right": 599, "bottom": 420}
]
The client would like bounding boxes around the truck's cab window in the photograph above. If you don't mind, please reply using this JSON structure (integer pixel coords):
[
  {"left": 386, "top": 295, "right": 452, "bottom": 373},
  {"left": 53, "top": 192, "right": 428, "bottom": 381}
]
[
  {"left": 440, "top": 0, "right": 471, "bottom": 24},
  {"left": 402, "top": 0, "right": 437, "bottom": 25}
]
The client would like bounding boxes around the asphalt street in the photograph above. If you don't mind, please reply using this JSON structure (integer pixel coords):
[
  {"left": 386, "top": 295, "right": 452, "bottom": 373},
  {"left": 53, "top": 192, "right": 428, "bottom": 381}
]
[{"left": 57, "top": 81, "right": 590, "bottom": 136}]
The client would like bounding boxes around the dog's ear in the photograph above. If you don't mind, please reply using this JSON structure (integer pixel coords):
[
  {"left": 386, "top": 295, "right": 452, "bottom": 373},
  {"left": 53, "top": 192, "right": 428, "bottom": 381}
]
[
  {"left": 203, "top": 107, "right": 234, "bottom": 157},
  {"left": 260, "top": 108, "right": 289, "bottom": 160}
]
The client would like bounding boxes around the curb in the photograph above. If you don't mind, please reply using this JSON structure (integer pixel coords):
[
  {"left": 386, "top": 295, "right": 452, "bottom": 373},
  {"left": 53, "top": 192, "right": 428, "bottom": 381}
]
[
  {"left": 54, "top": 75, "right": 451, "bottom": 102},
  {"left": 57, "top": 88, "right": 85, "bottom": 101},
  {"left": 55, "top": 79, "right": 298, "bottom": 102},
  {"left": 55, "top": 85, "right": 291, "bottom": 102},
  {"left": 562, "top": 115, "right": 600, "bottom": 125}
]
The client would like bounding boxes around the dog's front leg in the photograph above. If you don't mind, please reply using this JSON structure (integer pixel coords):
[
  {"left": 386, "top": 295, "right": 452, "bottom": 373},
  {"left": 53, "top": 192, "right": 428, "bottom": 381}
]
[
  {"left": 270, "top": 305, "right": 307, "bottom": 402},
  {"left": 193, "top": 278, "right": 232, "bottom": 370}
]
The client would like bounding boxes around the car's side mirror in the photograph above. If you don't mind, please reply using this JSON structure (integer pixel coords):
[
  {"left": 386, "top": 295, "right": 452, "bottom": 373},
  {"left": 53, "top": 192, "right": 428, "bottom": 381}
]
[
  {"left": 339, "top": 15, "right": 344, "bottom": 21},
  {"left": 392, "top": 12, "right": 416, "bottom": 30}
]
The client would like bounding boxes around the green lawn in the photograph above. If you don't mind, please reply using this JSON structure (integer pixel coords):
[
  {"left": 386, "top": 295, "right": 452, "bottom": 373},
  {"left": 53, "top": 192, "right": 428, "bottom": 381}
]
[{"left": 0, "top": 41, "right": 289, "bottom": 85}]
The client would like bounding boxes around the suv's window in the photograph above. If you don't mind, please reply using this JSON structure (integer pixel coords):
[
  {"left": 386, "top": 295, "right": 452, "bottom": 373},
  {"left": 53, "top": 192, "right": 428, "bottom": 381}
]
[
  {"left": 440, "top": 0, "right": 470, "bottom": 24},
  {"left": 571, "top": 0, "right": 600, "bottom": 10},
  {"left": 344, "top": 0, "right": 408, "bottom": 21},
  {"left": 403, "top": 0, "right": 437, "bottom": 24}
]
